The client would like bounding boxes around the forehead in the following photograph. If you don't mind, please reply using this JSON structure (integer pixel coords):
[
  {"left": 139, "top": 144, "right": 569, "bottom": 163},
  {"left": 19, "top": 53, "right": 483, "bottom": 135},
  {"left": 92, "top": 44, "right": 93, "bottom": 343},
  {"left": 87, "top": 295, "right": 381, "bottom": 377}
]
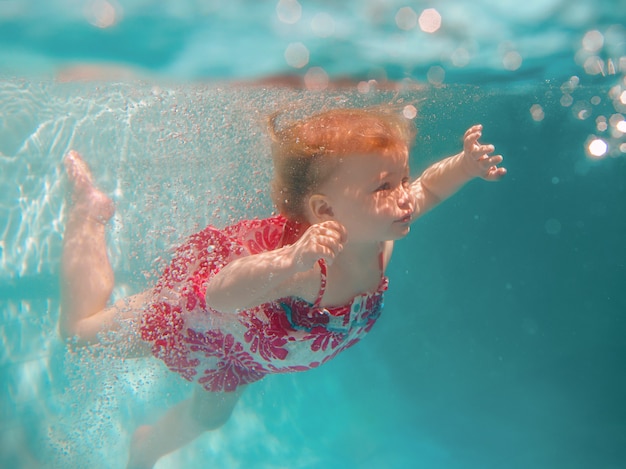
[{"left": 336, "top": 150, "right": 409, "bottom": 177}]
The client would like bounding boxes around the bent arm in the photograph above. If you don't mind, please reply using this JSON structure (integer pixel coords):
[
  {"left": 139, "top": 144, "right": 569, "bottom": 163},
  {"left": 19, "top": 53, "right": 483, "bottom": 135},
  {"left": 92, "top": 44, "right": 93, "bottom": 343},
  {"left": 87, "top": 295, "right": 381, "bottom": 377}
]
[
  {"left": 205, "top": 246, "right": 303, "bottom": 313},
  {"left": 205, "top": 221, "right": 346, "bottom": 313}
]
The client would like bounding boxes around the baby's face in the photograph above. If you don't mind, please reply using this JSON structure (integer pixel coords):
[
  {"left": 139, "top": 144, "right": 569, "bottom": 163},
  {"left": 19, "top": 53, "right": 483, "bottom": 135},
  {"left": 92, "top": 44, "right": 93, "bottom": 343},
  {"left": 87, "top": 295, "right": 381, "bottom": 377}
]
[{"left": 317, "top": 148, "right": 415, "bottom": 243}]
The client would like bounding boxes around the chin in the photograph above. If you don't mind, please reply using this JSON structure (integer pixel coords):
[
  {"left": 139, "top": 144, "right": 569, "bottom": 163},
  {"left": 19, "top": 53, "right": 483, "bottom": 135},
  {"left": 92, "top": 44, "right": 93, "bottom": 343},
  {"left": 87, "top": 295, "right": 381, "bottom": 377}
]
[{"left": 389, "top": 224, "right": 410, "bottom": 240}]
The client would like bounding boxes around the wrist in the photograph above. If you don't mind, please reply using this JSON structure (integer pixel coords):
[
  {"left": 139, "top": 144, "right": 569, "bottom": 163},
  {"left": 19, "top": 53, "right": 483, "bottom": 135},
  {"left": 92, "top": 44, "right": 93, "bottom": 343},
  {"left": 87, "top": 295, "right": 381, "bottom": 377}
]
[
  {"left": 459, "top": 151, "right": 479, "bottom": 180},
  {"left": 279, "top": 245, "right": 308, "bottom": 275}
]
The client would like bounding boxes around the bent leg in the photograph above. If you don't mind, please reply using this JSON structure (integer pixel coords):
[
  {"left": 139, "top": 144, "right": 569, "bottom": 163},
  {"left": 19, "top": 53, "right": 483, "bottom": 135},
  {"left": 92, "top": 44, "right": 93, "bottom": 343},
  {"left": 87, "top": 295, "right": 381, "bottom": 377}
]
[
  {"left": 75, "top": 291, "right": 153, "bottom": 357},
  {"left": 61, "top": 150, "right": 115, "bottom": 341},
  {"left": 127, "top": 385, "right": 245, "bottom": 469},
  {"left": 60, "top": 150, "right": 149, "bottom": 356}
]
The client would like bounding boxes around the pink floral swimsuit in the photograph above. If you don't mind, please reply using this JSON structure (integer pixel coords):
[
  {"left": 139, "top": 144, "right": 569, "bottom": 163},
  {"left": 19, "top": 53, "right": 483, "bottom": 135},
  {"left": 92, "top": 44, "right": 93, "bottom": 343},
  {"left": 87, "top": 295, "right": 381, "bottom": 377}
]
[{"left": 140, "top": 215, "right": 388, "bottom": 392}]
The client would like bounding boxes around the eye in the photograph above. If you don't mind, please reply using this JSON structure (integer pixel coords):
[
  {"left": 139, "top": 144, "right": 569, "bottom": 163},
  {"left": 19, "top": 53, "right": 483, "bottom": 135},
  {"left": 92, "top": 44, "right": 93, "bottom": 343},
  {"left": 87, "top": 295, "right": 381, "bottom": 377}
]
[{"left": 375, "top": 182, "right": 391, "bottom": 192}]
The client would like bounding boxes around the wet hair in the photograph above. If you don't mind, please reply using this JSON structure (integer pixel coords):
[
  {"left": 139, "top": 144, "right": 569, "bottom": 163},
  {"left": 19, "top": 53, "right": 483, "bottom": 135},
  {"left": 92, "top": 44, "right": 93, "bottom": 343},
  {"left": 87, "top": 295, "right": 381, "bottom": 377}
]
[{"left": 268, "top": 107, "right": 416, "bottom": 222}]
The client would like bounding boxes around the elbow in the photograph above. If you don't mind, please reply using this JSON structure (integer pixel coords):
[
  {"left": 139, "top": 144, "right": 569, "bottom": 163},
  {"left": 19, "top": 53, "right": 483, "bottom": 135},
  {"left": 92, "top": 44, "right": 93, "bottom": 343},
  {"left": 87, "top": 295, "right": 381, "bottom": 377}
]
[
  {"left": 420, "top": 182, "right": 442, "bottom": 204},
  {"left": 205, "top": 286, "right": 238, "bottom": 314},
  {"left": 205, "top": 298, "right": 236, "bottom": 314},
  {"left": 205, "top": 292, "right": 227, "bottom": 313},
  {"left": 410, "top": 181, "right": 441, "bottom": 217}
]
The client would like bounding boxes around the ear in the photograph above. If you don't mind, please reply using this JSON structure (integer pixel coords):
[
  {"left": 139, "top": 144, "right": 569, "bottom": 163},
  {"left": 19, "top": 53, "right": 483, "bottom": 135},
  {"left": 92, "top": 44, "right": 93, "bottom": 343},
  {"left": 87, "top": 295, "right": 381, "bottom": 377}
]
[{"left": 308, "top": 194, "right": 335, "bottom": 222}]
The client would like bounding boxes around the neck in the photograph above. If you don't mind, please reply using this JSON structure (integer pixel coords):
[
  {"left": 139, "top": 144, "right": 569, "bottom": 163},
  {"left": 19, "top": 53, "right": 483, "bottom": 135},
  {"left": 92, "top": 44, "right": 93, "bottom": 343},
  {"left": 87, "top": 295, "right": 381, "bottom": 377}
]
[{"left": 335, "top": 239, "right": 381, "bottom": 265}]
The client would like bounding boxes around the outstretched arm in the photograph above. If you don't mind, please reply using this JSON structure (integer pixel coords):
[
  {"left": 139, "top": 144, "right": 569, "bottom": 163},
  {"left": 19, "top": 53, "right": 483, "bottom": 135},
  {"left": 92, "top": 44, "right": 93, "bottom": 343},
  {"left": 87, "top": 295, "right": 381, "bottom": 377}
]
[
  {"left": 205, "top": 221, "right": 346, "bottom": 313},
  {"left": 410, "top": 124, "right": 506, "bottom": 219}
]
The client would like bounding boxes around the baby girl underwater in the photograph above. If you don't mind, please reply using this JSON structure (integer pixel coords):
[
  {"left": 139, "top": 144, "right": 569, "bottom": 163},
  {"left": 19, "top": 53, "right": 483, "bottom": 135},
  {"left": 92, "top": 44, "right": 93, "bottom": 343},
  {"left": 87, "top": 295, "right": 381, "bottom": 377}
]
[{"left": 60, "top": 107, "right": 505, "bottom": 468}]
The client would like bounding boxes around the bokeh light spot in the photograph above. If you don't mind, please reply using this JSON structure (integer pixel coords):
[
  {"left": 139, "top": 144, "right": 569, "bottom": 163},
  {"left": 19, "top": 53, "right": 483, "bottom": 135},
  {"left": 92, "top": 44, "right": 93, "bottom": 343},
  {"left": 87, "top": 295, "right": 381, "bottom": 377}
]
[
  {"left": 561, "top": 76, "right": 580, "bottom": 93},
  {"left": 587, "top": 138, "right": 608, "bottom": 158},
  {"left": 357, "top": 81, "right": 370, "bottom": 94},
  {"left": 276, "top": 0, "right": 302, "bottom": 25},
  {"left": 402, "top": 105, "right": 417, "bottom": 119},
  {"left": 451, "top": 47, "right": 471, "bottom": 67},
  {"left": 84, "top": 0, "right": 120, "bottom": 28},
  {"left": 284, "top": 42, "right": 309, "bottom": 68},
  {"left": 530, "top": 104, "right": 545, "bottom": 122},
  {"left": 560, "top": 94, "right": 574, "bottom": 107},
  {"left": 395, "top": 7, "right": 418, "bottom": 31},
  {"left": 418, "top": 8, "right": 441, "bottom": 33},
  {"left": 304, "top": 67, "right": 329, "bottom": 90},
  {"left": 503, "top": 51, "right": 523, "bottom": 71},
  {"left": 582, "top": 30, "right": 604, "bottom": 52},
  {"left": 426, "top": 65, "right": 445, "bottom": 84},
  {"left": 583, "top": 56, "right": 604, "bottom": 75}
]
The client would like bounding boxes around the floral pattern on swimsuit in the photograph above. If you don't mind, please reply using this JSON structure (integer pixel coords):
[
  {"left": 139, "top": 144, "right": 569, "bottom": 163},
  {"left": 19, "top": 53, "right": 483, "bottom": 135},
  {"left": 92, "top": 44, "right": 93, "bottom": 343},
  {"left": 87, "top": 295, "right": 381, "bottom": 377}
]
[{"left": 140, "top": 215, "right": 388, "bottom": 392}]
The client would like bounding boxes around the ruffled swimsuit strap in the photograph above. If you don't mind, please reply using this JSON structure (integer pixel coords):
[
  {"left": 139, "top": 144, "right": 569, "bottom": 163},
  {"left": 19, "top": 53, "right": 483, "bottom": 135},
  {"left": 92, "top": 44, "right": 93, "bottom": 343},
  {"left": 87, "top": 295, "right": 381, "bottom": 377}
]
[{"left": 313, "top": 259, "right": 328, "bottom": 308}]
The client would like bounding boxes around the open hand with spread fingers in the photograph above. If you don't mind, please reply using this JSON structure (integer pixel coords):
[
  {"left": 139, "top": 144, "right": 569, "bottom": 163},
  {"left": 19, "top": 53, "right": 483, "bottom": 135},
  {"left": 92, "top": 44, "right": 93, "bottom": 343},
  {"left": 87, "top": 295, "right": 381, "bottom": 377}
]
[{"left": 461, "top": 124, "right": 507, "bottom": 181}]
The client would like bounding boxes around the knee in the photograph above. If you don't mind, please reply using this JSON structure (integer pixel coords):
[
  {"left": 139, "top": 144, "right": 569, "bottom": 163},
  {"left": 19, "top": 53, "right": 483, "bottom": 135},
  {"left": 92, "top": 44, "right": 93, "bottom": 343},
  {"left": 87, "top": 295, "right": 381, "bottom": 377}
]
[
  {"left": 189, "top": 391, "right": 241, "bottom": 431},
  {"left": 58, "top": 320, "right": 91, "bottom": 347},
  {"left": 191, "top": 410, "right": 230, "bottom": 431},
  {"left": 58, "top": 321, "right": 79, "bottom": 343}
]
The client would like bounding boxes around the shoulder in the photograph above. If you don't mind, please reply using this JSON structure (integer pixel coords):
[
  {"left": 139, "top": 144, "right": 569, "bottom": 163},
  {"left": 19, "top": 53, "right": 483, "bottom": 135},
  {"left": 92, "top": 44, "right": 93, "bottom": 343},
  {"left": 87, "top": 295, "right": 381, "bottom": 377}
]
[
  {"left": 221, "top": 215, "right": 289, "bottom": 254},
  {"left": 171, "top": 215, "right": 288, "bottom": 263}
]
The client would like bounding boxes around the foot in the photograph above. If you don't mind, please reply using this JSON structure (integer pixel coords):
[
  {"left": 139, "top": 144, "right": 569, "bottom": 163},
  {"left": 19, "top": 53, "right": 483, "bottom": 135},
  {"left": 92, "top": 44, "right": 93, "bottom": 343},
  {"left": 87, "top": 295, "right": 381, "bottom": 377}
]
[{"left": 64, "top": 150, "right": 115, "bottom": 224}]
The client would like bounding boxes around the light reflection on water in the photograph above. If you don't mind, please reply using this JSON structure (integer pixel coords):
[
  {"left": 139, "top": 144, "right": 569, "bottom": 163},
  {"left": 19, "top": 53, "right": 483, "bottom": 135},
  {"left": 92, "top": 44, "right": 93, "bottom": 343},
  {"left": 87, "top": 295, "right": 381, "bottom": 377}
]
[{"left": 1, "top": 1, "right": 625, "bottom": 84}]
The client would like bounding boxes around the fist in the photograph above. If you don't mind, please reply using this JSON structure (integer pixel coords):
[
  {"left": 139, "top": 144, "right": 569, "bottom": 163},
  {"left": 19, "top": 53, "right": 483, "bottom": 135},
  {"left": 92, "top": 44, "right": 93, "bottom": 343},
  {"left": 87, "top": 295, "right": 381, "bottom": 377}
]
[{"left": 291, "top": 221, "right": 347, "bottom": 271}]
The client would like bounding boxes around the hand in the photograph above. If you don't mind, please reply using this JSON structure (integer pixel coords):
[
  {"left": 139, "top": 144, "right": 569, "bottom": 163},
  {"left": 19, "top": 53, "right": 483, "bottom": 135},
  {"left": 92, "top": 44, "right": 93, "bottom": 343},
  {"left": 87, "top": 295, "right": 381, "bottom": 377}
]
[
  {"left": 290, "top": 221, "right": 347, "bottom": 271},
  {"left": 461, "top": 124, "right": 506, "bottom": 181}
]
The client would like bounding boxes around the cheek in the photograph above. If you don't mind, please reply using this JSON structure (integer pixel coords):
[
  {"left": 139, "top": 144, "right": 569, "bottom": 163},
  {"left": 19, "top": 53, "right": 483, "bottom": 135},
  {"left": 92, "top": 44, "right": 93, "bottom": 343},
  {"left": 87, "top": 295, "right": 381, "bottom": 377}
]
[{"left": 372, "top": 193, "right": 398, "bottom": 213}]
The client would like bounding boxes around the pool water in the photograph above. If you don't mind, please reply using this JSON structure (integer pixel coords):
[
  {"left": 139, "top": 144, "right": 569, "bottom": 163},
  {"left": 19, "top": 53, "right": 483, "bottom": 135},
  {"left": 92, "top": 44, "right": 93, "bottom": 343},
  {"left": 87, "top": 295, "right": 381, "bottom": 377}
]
[{"left": 1, "top": 1, "right": 626, "bottom": 468}]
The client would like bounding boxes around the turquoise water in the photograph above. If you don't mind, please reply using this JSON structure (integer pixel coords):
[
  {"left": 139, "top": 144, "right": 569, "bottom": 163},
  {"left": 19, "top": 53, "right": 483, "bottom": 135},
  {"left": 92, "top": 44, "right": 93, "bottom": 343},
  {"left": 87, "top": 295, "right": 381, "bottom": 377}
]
[{"left": 2, "top": 1, "right": 626, "bottom": 468}]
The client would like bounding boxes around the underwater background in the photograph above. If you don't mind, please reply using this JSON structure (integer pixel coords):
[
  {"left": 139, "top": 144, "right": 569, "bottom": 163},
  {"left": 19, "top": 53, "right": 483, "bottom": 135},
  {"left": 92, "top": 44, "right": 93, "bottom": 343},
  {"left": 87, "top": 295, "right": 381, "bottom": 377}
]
[{"left": 1, "top": 1, "right": 626, "bottom": 468}]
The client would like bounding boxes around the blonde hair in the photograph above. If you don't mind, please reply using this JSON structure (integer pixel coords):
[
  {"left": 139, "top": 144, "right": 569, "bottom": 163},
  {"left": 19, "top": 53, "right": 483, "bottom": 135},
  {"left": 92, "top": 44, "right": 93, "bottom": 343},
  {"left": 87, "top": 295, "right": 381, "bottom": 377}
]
[{"left": 268, "top": 107, "right": 416, "bottom": 222}]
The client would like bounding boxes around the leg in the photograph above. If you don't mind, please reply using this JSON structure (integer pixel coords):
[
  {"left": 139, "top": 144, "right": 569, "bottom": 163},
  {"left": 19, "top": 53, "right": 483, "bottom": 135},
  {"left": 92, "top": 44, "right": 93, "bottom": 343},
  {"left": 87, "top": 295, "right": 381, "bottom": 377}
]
[
  {"left": 127, "top": 385, "right": 245, "bottom": 469},
  {"left": 60, "top": 150, "right": 148, "bottom": 356}
]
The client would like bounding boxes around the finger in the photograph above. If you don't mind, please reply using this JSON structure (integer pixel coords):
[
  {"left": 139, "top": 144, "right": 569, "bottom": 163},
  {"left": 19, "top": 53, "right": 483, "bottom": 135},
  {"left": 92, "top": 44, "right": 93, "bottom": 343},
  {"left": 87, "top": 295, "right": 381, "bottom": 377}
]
[
  {"left": 308, "top": 222, "right": 340, "bottom": 238},
  {"left": 313, "top": 227, "right": 344, "bottom": 244},
  {"left": 464, "top": 124, "right": 482, "bottom": 139},
  {"left": 484, "top": 166, "right": 507, "bottom": 180},
  {"left": 323, "top": 232, "right": 346, "bottom": 250},
  {"left": 487, "top": 154, "right": 503, "bottom": 165},
  {"left": 319, "top": 220, "right": 348, "bottom": 242},
  {"left": 477, "top": 154, "right": 502, "bottom": 168},
  {"left": 464, "top": 130, "right": 481, "bottom": 144},
  {"left": 315, "top": 241, "right": 344, "bottom": 266},
  {"left": 314, "top": 234, "right": 345, "bottom": 250},
  {"left": 464, "top": 132, "right": 485, "bottom": 153}
]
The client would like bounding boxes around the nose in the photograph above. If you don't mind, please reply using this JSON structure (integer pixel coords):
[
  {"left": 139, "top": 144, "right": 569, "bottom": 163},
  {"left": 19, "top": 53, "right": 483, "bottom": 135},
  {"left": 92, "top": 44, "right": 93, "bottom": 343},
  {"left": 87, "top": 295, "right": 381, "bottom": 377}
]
[{"left": 396, "top": 185, "right": 414, "bottom": 211}]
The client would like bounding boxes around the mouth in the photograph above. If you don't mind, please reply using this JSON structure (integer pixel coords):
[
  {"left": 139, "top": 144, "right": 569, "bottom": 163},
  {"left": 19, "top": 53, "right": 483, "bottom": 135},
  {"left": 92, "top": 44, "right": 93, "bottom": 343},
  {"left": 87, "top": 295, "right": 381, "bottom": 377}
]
[{"left": 395, "top": 214, "right": 412, "bottom": 224}]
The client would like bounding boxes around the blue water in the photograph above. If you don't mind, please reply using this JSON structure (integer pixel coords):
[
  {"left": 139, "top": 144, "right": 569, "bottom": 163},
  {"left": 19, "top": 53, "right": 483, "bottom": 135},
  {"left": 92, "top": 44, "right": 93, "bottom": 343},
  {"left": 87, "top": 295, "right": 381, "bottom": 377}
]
[{"left": 1, "top": 1, "right": 626, "bottom": 468}]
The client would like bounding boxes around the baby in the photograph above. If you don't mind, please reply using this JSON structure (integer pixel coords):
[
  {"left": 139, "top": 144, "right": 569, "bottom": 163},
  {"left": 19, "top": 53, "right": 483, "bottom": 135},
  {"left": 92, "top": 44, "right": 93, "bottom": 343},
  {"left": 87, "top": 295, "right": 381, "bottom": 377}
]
[{"left": 61, "top": 107, "right": 505, "bottom": 468}]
